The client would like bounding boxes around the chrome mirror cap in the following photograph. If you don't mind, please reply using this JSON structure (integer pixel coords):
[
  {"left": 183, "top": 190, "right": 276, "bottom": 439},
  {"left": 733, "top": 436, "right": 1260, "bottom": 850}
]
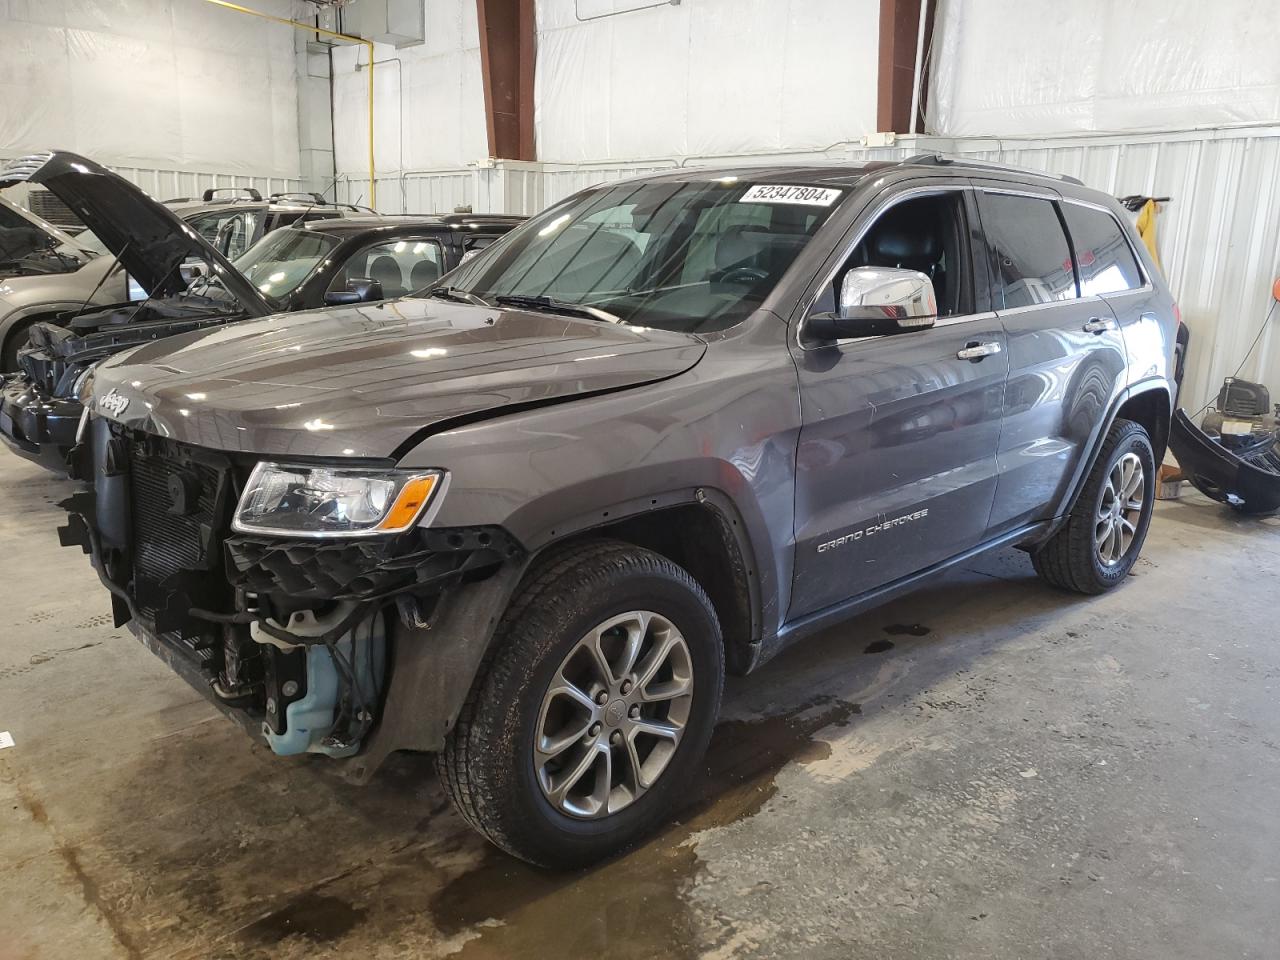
[{"left": 838, "top": 266, "right": 938, "bottom": 330}]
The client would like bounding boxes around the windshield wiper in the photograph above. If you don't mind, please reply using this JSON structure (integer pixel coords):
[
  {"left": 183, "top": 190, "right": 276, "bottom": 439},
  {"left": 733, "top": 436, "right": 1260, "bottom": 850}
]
[
  {"left": 424, "top": 285, "right": 490, "bottom": 307},
  {"left": 494, "top": 294, "right": 622, "bottom": 324}
]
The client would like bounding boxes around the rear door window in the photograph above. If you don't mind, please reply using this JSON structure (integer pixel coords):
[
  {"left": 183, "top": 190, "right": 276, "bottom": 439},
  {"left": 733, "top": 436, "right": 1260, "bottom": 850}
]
[
  {"left": 1060, "top": 203, "right": 1144, "bottom": 296},
  {"left": 977, "top": 193, "right": 1077, "bottom": 309}
]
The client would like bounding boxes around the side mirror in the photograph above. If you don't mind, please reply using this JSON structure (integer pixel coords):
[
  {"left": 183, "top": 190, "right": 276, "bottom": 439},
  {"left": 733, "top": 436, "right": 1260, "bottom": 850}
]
[
  {"left": 323, "top": 277, "right": 384, "bottom": 306},
  {"left": 806, "top": 267, "right": 937, "bottom": 342}
]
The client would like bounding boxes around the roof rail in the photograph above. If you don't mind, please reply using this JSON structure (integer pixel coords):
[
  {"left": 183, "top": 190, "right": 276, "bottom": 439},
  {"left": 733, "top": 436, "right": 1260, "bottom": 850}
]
[
  {"left": 900, "top": 153, "right": 1084, "bottom": 186},
  {"left": 202, "top": 186, "right": 263, "bottom": 202}
]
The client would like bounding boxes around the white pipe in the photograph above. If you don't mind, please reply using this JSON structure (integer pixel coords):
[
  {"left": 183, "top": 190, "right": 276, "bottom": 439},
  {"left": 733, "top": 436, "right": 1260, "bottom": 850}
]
[{"left": 908, "top": 0, "right": 930, "bottom": 135}]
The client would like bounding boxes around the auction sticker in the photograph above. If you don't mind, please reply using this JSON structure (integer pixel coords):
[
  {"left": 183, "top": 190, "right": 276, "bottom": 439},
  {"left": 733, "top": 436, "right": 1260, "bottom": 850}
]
[{"left": 739, "top": 184, "right": 842, "bottom": 206}]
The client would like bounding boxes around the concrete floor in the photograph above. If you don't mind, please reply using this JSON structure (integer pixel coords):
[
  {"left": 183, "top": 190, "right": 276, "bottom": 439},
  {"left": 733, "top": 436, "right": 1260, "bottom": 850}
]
[{"left": 1, "top": 451, "right": 1278, "bottom": 960}]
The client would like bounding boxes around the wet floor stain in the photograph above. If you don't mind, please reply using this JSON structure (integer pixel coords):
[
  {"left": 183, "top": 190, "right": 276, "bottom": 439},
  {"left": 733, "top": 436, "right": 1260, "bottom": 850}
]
[
  {"left": 238, "top": 893, "right": 367, "bottom": 945},
  {"left": 884, "top": 623, "right": 931, "bottom": 637},
  {"left": 864, "top": 638, "right": 895, "bottom": 654},
  {"left": 429, "top": 696, "right": 862, "bottom": 960}
]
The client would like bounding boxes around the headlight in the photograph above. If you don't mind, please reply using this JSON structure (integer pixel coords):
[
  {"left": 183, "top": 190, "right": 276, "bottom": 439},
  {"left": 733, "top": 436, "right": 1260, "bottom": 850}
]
[
  {"left": 73, "top": 365, "right": 97, "bottom": 403},
  {"left": 232, "top": 462, "right": 444, "bottom": 538}
]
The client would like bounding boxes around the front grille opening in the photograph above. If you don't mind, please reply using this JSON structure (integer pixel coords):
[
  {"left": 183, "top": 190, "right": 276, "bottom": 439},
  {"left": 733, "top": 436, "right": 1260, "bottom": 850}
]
[{"left": 125, "top": 437, "right": 229, "bottom": 661}]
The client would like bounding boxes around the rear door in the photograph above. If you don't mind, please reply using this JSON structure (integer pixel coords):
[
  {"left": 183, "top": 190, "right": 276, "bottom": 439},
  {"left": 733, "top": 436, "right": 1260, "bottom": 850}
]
[
  {"left": 1057, "top": 199, "right": 1160, "bottom": 394},
  {"left": 788, "top": 183, "right": 1008, "bottom": 619},
  {"left": 975, "top": 186, "right": 1128, "bottom": 535}
]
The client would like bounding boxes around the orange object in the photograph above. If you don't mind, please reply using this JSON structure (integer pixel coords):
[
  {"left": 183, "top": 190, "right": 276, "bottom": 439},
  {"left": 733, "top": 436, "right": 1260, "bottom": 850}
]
[
  {"left": 1272, "top": 276, "right": 1280, "bottom": 302},
  {"left": 378, "top": 474, "right": 440, "bottom": 531}
]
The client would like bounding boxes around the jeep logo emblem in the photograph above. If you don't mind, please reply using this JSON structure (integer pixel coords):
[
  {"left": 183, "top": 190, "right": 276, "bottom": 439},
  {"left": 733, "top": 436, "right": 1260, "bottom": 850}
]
[
  {"left": 605, "top": 700, "right": 626, "bottom": 727},
  {"left": 98, "top": 389, "right": 130, "bottom": 418}
]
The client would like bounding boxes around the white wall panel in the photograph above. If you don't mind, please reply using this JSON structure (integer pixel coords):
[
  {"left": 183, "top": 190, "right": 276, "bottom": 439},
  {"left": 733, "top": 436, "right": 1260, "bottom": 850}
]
[
  {"left": 927, "top": 0, "right": 1280, "bottom": 137},
  {"left": 330, "top": 0, "right": 486, "bottom": 185},
  {"left": 0, "top": 0, "right": 303, "bottom": 178},
  {"left": 534, "top": 0, "right": 879, "bottom": 162}
]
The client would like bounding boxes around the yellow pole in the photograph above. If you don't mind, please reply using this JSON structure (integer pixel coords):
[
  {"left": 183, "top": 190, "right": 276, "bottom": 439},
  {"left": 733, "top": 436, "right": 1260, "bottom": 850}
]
[{"left": 202, "top": 0, "right": 376, "bottom": 208}]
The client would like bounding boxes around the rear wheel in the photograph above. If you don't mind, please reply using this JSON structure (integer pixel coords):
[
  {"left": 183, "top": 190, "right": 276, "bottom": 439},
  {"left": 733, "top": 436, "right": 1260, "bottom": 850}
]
[
  {"left": 437, "top": 540, "right": 724, "bottom": 868},
  {"left": 1032, "top": 419, "right": 1156, "bottom": 594}
]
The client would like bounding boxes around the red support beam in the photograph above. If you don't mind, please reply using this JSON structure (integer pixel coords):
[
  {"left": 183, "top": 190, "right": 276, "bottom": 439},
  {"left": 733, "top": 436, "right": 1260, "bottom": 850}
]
[
  {"left": 877, "top": 0, "right": 930, "bottom": 134},
  {"left": 476, "top": 0, "right": 536, "bottom": 161}
]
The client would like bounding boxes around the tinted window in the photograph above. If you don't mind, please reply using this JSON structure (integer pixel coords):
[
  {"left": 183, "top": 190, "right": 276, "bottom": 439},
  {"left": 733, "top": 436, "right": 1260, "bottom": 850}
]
[
  {"left": 1061, "top": 203, "right": 1143, "bottom": 296},
  {"left": 331, "top": 238, "right": 444, "bottom": 299},
  {"left": 843, "top": 192, "right": 973, "bottom": 317},
  {"left": 979, "top": 194, "right": 1076, "bottom": 308}
]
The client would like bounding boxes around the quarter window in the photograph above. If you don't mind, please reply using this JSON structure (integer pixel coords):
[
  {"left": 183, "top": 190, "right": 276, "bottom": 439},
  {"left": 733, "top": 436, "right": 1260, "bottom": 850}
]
[
  {"left": 1060, "top": 203, "right": 1144, "bottom": 296},
  {"left": 978, "top": 194, "right": 1076, "bottom": 308}
]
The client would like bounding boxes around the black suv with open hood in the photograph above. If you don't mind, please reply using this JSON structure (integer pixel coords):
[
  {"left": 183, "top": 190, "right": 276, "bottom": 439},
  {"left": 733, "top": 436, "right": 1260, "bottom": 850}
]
[{"left": 0, "top": 151, "right": 522, "bottom": 470}]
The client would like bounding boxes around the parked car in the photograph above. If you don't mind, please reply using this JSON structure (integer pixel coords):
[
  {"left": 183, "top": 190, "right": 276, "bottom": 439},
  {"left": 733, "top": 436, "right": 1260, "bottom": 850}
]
[
  {"left": 0, "top": 170, "right": 374, "bottom": 372},
  {"left": 0, "top": 151, "right": 523, "bottom": 469},
  {"left": 0, "top": 194, "right": 96, "bottom": 281},
  {"left": 59, "top": 158, "right": 1176, "bottom": 868}
]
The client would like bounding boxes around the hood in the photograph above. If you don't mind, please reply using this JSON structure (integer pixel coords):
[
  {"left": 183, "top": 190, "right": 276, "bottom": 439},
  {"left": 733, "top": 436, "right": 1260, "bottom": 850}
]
[
  {"left": 88, "top": 298, "right": 706, "bottom": 458},
  {"left": 0, "top": 151, "right": 270, "bottom": 316}
]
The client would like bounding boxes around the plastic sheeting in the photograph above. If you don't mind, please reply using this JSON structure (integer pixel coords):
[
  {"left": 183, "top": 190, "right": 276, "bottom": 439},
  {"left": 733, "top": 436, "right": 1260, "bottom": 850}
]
[
  {"left": 0, "top": 0, "right": 302, "bottom": 178},
  {"left": 927, "top": 0, "right": 1280, "bottom": 137},
  {"left": 330, "top": 0, "right": 486, "bottom": 185},
  {"left": 534, "top": 0, "right": 879, "bottom": 163}
]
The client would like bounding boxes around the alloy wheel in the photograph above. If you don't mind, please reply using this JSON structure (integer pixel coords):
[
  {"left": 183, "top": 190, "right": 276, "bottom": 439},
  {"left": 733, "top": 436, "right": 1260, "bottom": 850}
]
[
  {"left": 534, "top": 610, "right": 694, "bottom": 819},
  {"left": 1095, "top": 452, "right": 1145, "bottom": 566}
]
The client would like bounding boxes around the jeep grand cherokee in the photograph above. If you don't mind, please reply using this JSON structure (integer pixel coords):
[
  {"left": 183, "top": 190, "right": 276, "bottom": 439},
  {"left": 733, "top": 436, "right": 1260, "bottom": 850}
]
[{"left": 60, "top": 157, "right": 1177, "bottom": 867}]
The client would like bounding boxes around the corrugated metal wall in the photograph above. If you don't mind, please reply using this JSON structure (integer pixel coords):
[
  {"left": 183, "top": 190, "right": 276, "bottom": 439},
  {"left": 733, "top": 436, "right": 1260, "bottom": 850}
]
[
  {"left": 338, "top": 126, "right": 1280, "bottom": 416},
  {"left": 2, "top": 158, "right": 309, "bottom": 226}
]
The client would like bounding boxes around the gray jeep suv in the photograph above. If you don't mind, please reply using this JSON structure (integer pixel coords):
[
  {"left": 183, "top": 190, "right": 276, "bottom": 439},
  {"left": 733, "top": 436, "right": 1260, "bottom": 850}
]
[{"left": 62, "top": 157, "right": 1177, "bottom": 867}]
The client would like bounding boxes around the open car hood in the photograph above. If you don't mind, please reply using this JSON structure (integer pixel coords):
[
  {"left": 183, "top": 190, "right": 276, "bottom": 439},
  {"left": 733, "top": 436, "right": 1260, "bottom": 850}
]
[
  {"left": 88, "top": 298, "right": 707, "bottom": 459},
  {"left": 0, "top": 151, "right": 270, "bottom": 316}
]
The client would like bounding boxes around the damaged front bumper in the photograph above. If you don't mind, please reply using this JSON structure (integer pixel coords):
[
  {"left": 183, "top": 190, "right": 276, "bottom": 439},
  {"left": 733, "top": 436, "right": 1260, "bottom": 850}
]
[
  {"left": 0, "top": 373, "right": 81, "bottom": 470},
  {"left": 60, "top": 417, "right": 529, "bottom": 782}
]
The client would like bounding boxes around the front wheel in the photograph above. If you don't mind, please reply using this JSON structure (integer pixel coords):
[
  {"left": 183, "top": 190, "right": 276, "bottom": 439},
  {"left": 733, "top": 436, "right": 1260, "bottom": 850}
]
[
  {"left": 1032, "top": 418, "right": 1156, "bottom": 594},
  {"left": 436, "top": 540, "right": 724, "bottom": 868}
]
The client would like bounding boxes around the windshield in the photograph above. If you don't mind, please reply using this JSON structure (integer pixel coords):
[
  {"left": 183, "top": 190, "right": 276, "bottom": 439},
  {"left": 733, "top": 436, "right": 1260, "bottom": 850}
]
[
  {"left": 233, "top": 228, "right": 341, "bottom": 302},
  {"left": 54, "top": 229, "right": 105, "bottom": 259},
  {"left": 0, "top": 206, "right": 97, "bottom": 268},
  {"left": 437, "top": 180, "right": 843, "bottom": 333}
]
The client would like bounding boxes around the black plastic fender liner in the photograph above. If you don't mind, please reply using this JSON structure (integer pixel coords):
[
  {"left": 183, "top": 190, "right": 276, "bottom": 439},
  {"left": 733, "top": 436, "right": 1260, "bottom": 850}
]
[
  {"left": 1169, "top": 408, "right": 1280, "bottom": 515},
  {"left": 337, "top": 556, "right": 532, "bottom": 784}
]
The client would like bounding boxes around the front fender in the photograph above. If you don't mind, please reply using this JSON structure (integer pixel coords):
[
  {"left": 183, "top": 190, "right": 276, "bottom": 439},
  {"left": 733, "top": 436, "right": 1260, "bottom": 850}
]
[{"left": 399, "top": 325, "right": 803, "bottom": 640}]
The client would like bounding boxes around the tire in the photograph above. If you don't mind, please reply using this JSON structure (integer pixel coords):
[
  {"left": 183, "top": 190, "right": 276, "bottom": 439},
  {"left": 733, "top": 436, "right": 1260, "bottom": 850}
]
[
  {"left": 436, "top": 539, "right": 725, "bottom": 868},
  {"left": 1032, "top": 418, "right": 1156, "bottom": 595}
]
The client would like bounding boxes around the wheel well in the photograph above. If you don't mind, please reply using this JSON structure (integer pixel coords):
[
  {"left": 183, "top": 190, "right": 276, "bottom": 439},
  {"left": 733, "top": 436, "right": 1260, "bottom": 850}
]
[
  {"left": 1116, "top": 387, "right": 1171, "bottom": 461},
  {"left": 2, "top": 312, "right": 57, "bottom": 364},
  {"left": 546, "top": 504, "right": 759, "bottom": 676}
]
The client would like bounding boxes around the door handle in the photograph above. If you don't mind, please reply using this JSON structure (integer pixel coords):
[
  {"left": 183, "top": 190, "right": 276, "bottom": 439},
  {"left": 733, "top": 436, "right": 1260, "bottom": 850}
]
[
  {"left": 957, "top": 341, "right": 1002, "bottom": 361},
  {"left": 1083, "top": 317, "right": 1116, "bottom": 334}
]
